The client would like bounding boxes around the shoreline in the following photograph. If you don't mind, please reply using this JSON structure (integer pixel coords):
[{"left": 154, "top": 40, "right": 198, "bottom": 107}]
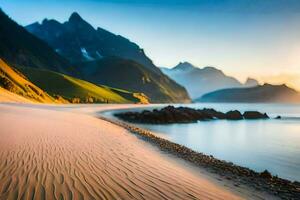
[
  {"left": 0, "top": 103, "right": 251, "bottom": 200},
  {"left": 0, "top": 102, "right": 298, "bottom": 199},
  {"left": 99, "top": 111, "right": 300, "bottom": 200}
]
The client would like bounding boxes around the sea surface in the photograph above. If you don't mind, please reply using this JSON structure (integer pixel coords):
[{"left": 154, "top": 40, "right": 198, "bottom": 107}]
[{"left": 104, "top": 103, "right": 300, "bottom": 182}]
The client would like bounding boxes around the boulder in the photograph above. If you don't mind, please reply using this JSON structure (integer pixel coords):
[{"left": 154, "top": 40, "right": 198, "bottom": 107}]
[
  {"left": 259, "top": 170, "right": 272, "bottom": 179},
  {"left": 243, "top": 111, "right": 269, "bottom": 119},
  {"left": 225, "top": 110, "right": 243, "bottom": 120}
]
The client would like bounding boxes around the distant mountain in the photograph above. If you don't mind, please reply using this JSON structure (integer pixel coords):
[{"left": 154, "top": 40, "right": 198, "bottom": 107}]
[
  {"left": 244, "top": 78, "right": 259, "bottom": 87},
  {"left": 172, "top": 62, "right": 195, "bottom": 71},
  {"left": 76, "top": 57, "right": 190, "bottom": 103},
  {"left": 0, "top": 9, "right": 150, "bottom": 104},
  {"left": 0, "top": 59, "right": 56, "bottom": 103},
  {"left": 0, "top": 9, "right": 76, "bottom": 76},
  {"left": 26, "top": 12, "right": 159, "bottom": 73},
  {"left": 161, "top": 62, "right": 257, "bottom": 99},
  {"left": 16, "top": 66, "right": 148, "bottom": 104},
  {"left": 26, "top": 12, "right": 190, "bottom": 103},
  {"left": 197, "top": 84, "right": 300, "bottom": 103}
]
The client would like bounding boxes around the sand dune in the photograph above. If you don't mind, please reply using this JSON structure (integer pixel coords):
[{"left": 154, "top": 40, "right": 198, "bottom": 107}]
[{"left": 0, "top": 104, "right": 272, "bottom": 200}]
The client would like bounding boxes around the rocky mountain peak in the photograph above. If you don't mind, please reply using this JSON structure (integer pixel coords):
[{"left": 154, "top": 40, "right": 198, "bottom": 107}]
[
  {"left": 174, "top": 62, "right": 195, "bottom": 71},
  {"left": 69, "top": 12, "right": 84, "bottom": 23},
  {"left": 245, "top": 78, "right": 259, "bottom": 87}
]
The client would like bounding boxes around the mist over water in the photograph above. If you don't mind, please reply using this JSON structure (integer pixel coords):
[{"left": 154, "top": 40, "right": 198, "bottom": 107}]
[{"left": 106, "top": 103, "right": 300, "bottom": 181}]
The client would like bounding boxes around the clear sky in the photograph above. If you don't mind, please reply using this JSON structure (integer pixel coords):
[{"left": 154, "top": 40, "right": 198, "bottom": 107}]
[{"left": 1, "top": 0, "right": 300, "bottom": 89}]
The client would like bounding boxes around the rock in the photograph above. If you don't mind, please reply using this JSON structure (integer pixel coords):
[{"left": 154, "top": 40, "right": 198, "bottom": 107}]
[
  {"left": 225, "top": 110, "right": 243, "bottom": 120},
  {"left": 202, "top": 108, "right": 226, "bottom": 119},
  {"left": 115, "top": 106, "right": 269, "bottom": 124},
  {"left": 243, "top": 111, "right": 269, "bottom": 119},
  {"left": 293, "top": 181, "right": 300, "bottom": 187},
  {"left": 259, "top": 170, "right": 272, "bottom": 179},
  {"left": 275, "top": 115, "right": 281, "bottom": 119}
]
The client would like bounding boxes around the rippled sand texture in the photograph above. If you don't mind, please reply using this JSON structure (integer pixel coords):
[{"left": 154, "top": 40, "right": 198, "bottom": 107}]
[{"left": 0, "top": 104, "right": 243, "bottom": 200}]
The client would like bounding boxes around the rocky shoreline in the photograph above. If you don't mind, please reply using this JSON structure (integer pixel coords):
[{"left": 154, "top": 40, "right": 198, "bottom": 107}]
[
  {"left": 99, "top": 114, "right": 300, "bottom": 200},
  {"left": 115, "top": 106, "right": 270, "bottom": 124}
]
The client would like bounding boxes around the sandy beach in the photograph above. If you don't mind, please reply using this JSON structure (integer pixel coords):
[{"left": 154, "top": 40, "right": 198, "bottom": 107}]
[
  {"left": 1, "top": 1, "right": 300, "bottom": 199},
  {"left": 0, "top": 102, "right": 277, "bottom": 200}
]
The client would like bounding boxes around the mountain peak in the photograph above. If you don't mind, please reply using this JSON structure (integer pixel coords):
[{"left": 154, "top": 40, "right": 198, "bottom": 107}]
[
  {"left": 41, "top": 18, "right": 61, "bottom": 26},
  {"left": 244, "top": 77, "right": 259, "bottom": 87},
  {"left": 174, "top": 62, "right": 195, "bottom": 71},
  {"left": 202, "top": 66, "right": 218, "bottom": 71},
  {"left": 201, "top": 66, "right": 223, "bottom": 74},
  {"left": 26, "top": 21, "right": 40, "bottom": 32},
  {"left": 263, "top": 83, "right": 289, "bottom": 89},
  {"left": 69, "top": 12, "right": 83, "bottom": 22}
]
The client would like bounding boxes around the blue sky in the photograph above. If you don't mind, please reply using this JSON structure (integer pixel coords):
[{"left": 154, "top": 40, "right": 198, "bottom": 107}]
[{"left": 2, "top": 0, "right": 300, "bottom": 87}]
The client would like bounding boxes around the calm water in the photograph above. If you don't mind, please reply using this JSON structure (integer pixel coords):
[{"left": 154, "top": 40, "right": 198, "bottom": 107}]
[{"left": 104, "top": 103, "right": 300, "bottom": 182}]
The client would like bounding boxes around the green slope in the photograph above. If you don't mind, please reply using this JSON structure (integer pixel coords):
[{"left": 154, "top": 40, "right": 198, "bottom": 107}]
[
  {"left": 16, "top": 66, "right": 148, "bottom": 104},
  {"left": 76, "top": 57, "right": 190, "bottom": 103},
  {"left": 0, "top": 59, "right": 56, "bottom": 103}
]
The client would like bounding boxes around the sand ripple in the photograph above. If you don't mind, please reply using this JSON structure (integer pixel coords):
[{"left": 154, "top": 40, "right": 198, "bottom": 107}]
[{"left": 0, "top": 104, "right": 243, "bottom": 200}]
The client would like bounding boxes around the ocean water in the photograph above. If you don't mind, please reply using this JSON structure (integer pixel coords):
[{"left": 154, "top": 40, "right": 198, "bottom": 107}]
[{"left": 105, "top": 103, "right": 300, "bottom": 182}]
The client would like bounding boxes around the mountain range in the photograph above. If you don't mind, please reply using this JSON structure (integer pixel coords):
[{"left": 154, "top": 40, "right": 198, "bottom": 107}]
[
  {"left": 0, "top": 9, "right": 77, "bottom": 76},
  {"left": 0, "top": 10, "right": 149, "bottom": 103},
  {"left": 26, "top": 12, "right": 158, "bottom": 71},
  {"left": 25, "top": 12, "right": 190, "bottom": 103},
  {"left": 0, "top": 8, "right": 298, "bottom": 104},
  {"left": 161, "top": 62, "right": 259, "bottom": 99},
  {"left": 198, "top": 84, "right": 300, "bottom": 103}
]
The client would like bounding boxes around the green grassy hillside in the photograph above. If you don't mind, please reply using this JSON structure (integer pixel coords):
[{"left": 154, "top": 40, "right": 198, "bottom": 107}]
[
  {"left": 77, "top": 57, "right": 190, "bottom": 103},
  {"left": 0, "top": 59, "right": 56, "bottom": 103},
  {"left": 16, "top": 66, "right": 148, "bottom": 104}
]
